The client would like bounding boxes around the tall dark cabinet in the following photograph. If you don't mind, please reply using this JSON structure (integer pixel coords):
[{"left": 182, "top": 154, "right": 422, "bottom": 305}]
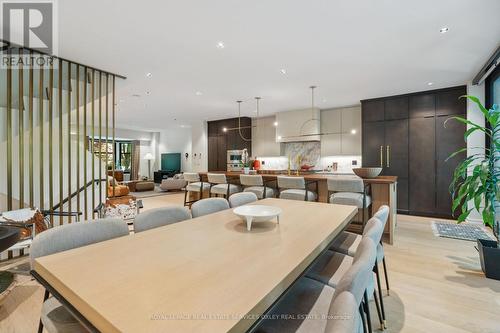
[
  {"left": 362, "top": 99, "right": 409, "bottom": 212},
  {"left": 207, "top": 117, "right": 252, "bottom": 171},
  {"left": 362, "top": 86, "right": 466, "bottom": 218}
]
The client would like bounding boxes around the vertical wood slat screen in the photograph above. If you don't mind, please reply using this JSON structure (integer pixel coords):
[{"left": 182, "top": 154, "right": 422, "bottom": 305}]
[{"left": 1, "top": 46, "right": 120, "bottom": 225}]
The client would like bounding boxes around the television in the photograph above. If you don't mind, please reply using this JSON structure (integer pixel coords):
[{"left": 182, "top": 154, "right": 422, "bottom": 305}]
[{"left": 161, "top": 153, "right": 181, "bottom": 173}]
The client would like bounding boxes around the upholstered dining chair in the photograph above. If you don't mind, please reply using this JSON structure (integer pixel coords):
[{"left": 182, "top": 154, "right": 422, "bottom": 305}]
[
  {"left": 228, "top": 192, "right": 258, "bottom": 208},
  {"left": 254, "top": 238, "right": 376, "bottom": 333},
  {"left": 191, "top": 198, "right": 230, "bottom": 218},
  {"left": 277, "top": 176, "right": 318, "bottom": 202},
  {"left": 327, "top": 176, "right": 371, "bottom": 227},
  {"left": 329, "top": 205, "right": 391, "bottom": 328},
  {"left": 325, "top": 291, "right": 363, "bottom": 333},
  {"left": 239, "top": 174, "right": 275, "bottom": 199},
  {"left": 133, "top": 206, "right": 191, "bottom": 233},
  {"left": 207, "top": 173, "right": 240, "bottom": 199},
  {"left": 30, "top": 218, "right": 129, "bottom": 333},
  {"left": 307, "top": 222, "right": 385, "bottom": 330}
]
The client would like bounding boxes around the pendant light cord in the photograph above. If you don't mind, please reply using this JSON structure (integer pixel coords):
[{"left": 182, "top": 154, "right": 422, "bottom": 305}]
[{"left": 238, "top": 101, "right": 252, "bottom": 142}]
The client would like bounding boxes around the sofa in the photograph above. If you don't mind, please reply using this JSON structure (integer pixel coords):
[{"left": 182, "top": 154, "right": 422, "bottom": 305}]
[{"left": 160, "top": 174, "right": 188, "bottom": 192}]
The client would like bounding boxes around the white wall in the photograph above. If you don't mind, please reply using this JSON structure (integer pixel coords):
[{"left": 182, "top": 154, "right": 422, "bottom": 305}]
[
  {"left": 158, "top": 127, "right": 192, "bottom": 172},
  {"left": 190, "top": 121, "right": 208, "bottom": 172},
  {"left": 466, "top": 81, "right": 486, "bottom": 223}
]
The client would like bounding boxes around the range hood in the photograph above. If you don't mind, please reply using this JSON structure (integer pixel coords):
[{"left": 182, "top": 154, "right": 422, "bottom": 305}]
[{"left": 276, "top": 108, "right": 321, "bottom": 142}]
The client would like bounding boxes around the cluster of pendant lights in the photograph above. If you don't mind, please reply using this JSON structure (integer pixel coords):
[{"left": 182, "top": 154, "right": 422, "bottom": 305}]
[{"left": 235, "top": 96, "right": 261, "bottom": 142}]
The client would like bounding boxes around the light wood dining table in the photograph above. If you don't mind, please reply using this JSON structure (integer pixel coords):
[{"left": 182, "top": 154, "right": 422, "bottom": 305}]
[{"left": 32, "top": 198, "right": 357, "bottom": 333}]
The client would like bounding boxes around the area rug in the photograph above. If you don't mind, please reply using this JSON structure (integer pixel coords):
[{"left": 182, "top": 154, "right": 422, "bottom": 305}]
[
  {"left": 131, "top": 186, "right": 183, "bottom": 199},
  {"left": 431, "top": 221, "right": 496, "bottom": 242}
]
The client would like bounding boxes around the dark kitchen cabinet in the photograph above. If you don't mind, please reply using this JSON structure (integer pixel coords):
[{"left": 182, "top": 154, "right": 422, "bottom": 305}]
[
  {"left": 384, "top": 119, "right": 409, "bottom": 210},
  {"left": 361, "top": 116, "right": 409, "bottom": 213},
  {"left": 207, "top": 117, "right": 252, "bottom": 171},
  {"left": 436, "top": 87, "right": 467, "bottom": 116},
  {"left": 362, "top": 85, "right": 466, "bottom": 218},
  {"left": 361, "top": 121, "right": 385, "bottom": 168},
  {"left": 409, "top": 117, "right": 436, "bottom": 214},
  {"left": 207, "top": 136, "right": 219, "bottom": 171},
  {"left": 409, "top": 94, "right": 435, "bottom": 118},
  {"left": 435, "top": 114, "right": 466, "bottom": 216},
  {"left": 385, "top": 97, "right": 409, "bottom": 120},
  {"left": 362, "top": 100, "right": 385, "bottom": 122}
]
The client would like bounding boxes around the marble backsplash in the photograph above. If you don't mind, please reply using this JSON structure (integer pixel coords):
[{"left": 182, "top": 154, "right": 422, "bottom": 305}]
[
  {"left": 257, "top": 141, "right": 361, "bottom": 173},
  {"left": 281, "top": 142, "right": 321, "bottom": 169}
]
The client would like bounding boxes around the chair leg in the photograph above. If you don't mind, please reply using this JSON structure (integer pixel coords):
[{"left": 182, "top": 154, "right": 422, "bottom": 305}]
[
  {"left": 374, "top": 263, "right": 387, "bottom": 328},
  {"left": 359, "top": 304, "right": 368, "bottom": 333},
  {"left": 38, "top": 289, "right": 50, "bottom": 333},
  {"left": 183, "top": 190, "right": 188, "bottom": 206},
  {"left": 383, "top": 257, "right": 390, "bottom": 296},
  {"left": 373, "top": 290, "right": 384, "bottom": 331},
  {"left": 363, "top": 291, "right": 373, "bottom": 333}
]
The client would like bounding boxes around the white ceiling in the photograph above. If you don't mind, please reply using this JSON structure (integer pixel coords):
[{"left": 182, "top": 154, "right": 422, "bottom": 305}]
[{"left": 58, "top": 0, "right": 500, "bottom": 131}]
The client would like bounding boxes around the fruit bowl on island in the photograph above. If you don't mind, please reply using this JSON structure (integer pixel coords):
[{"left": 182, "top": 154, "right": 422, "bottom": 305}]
[{"left": 352, "top": 167, "right": 382, "bottom": 179}]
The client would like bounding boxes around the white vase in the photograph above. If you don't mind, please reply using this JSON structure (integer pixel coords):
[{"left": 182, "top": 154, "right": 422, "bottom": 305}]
[{"left": 243, "top": 167, "right": 250, "bottom": 174}]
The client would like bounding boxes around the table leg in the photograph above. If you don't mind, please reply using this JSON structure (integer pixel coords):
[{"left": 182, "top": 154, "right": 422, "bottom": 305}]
[{"left": 246, "top": 217, "right": 253, "bottom": 231}]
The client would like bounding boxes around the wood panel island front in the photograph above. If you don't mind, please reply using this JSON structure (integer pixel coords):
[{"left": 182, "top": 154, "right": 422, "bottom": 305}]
[{"left": 198, "top": 171, "right": 398, "bottom": 244}]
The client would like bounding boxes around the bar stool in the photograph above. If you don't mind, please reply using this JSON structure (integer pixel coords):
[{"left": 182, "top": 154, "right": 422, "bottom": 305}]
[
  {"left": 327, "top": 176, "right": 371, "bottom": 227},
  {"left": 277, "top": 176, "right": 318, "bottom": 202},
  {"left": 239, "top": 174, "right": 275, "bottom": 199},
  {"left": 183, "top": 172, "right": 210, "bottom": 207},
  {"left": 207, "top": 173, "right": 240, "bottom": 199}
]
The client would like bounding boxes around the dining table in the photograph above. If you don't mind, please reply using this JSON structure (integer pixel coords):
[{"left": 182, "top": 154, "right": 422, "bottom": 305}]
[{"left": 32, "top": 198, "right": 357, "bottom": 333}]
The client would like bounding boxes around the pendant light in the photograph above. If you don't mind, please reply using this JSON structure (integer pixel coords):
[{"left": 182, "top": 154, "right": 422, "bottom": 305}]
[
  {"left": 299, "top": 85, "right": 320, "bottom": 135},
  {"left": 237, "top": 100, "right": 251, "bottom": 141},
  {"left": 233, "top": 97, "right": 261, "bottom": 142}
]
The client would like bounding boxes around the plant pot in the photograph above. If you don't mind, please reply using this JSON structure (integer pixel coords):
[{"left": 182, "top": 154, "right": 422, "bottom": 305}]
[
  {"left": 477, "top": 239, "right": 500, "bottom": 280},
  {"left": 243, "top": 167, "right": 250, "bottom": 175}
]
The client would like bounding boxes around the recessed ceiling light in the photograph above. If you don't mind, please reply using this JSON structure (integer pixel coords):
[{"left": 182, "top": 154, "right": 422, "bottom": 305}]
[
  {"left": 428, "top": 82, "right": 433, "bottom": 86},
  {"left": 280, "top": 69, "right": 287, "bottom": 75},
  {"left": 145, "top": 91, "right": 151, "bottom": 95},
  {"left": 146, "top": 72, "right": 152, "bottom": 78},
  {"left": 216, "top": 41, "right": 225, "bottom": 49},
  {"left": 439, "top": 27, "right": 449, "bottom": 34},
  {"left": 195, "top": 91, "right": 203, "bottom": 96},
  {"left": 277, "top": 135, "right": 282, "bottom": 140},
  {"left": 273, "top": 121, "right": 278, "bottom": 127},
  {"left": 351, "top": 129, "right": 357, "bottom": 135},
  {"left": 222, "top": 127, "right": 228, "bottom": 132}
]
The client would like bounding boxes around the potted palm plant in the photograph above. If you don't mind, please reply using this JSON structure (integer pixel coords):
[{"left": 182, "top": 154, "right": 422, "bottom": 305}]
[{"left": 448, "top": 96, "right": 500, "bottom": 280}]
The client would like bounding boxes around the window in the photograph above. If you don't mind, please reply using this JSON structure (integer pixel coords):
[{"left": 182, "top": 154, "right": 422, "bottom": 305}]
[
  {"left": 117, "top": 142, "right": 132, "bottom": 173},
  {"left": 90, "top": 139, "right": 114, "bottom": 169},
  {"left": 87, "top": 139, "right": 132, "bottom": 172}
]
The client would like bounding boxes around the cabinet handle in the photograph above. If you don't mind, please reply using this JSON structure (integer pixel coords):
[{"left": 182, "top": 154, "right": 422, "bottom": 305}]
[
  {"left": 386, "top": 145, "right": 390, "bottom": 168},
  {"left": 380, "top": 146, "right": 383, "bottom": 167}
]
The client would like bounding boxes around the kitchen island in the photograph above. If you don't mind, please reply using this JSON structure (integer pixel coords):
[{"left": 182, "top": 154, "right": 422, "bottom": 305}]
[{"left": 199, "top": 171, "right": 398, "bottom": 244}]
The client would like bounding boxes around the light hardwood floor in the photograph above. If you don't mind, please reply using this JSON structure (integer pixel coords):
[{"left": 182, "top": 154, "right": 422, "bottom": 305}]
[{"left": 1, "top": 193, "right": 499, "bottom": 333}]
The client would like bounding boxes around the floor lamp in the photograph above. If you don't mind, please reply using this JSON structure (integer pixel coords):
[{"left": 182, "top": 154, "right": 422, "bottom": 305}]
[{"left": 144, "top": 153, "right": 154, "bottom": 180}]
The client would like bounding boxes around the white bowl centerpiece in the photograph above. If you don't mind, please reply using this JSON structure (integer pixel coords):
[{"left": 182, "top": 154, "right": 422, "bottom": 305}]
[{"left": 232, "top": 205, "right": 282, "bottom": 231}]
